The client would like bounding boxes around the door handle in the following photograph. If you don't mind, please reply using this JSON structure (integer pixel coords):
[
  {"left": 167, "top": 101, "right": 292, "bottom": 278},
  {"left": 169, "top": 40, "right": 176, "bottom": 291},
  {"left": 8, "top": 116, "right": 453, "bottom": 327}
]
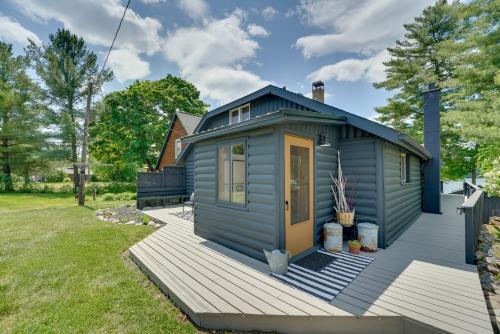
[{"left": 285, "top": 200, "right": 289, "bottom": 211}]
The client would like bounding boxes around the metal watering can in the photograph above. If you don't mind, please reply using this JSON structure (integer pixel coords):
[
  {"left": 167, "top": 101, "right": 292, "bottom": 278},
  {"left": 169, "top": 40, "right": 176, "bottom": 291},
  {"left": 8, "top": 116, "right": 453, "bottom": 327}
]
[{"left": 263, "top": 249, "right": 290, "bottom": 275}]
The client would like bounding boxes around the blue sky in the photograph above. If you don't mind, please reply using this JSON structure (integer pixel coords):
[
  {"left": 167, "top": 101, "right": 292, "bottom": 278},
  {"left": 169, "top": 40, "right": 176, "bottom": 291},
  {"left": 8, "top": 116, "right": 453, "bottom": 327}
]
[{"left": 0, "top": 0, "right": 435, "bottom": 119}]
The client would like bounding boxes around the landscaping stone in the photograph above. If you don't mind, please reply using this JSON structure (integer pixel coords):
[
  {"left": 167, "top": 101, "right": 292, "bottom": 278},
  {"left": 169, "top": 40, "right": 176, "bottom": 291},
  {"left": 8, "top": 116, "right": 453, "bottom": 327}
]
[
  {"left": 147, "top": 221, "right": 156, "bottom": 227},
  {"left": 476, "top": 224, "right": 500, "bottom": 333},
  {"left": 155, "top": 223, "right": 162, "bottom": 228},
  {"left": 95, "top": 205, "right": 153, "bottom": 227}
]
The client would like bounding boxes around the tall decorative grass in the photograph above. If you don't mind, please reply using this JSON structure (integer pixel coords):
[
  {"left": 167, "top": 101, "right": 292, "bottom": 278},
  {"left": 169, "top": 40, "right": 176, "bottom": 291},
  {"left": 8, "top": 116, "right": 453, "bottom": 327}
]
[{"left": 330, "top": 150, "right": 355, "bottom": 213}]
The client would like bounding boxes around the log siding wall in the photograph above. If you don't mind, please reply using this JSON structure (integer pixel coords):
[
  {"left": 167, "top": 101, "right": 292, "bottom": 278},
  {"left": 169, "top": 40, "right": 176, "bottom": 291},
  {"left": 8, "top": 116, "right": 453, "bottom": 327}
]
[{"left": 383, "top": 143, "right": 423, "bottom": 246}]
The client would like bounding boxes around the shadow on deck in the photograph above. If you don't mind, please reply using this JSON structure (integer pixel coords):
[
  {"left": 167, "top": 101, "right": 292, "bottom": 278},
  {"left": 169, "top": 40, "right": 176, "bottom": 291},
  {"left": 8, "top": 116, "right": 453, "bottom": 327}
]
[{"left": 131, "top": 195, "right": 492, "bottom": 334}]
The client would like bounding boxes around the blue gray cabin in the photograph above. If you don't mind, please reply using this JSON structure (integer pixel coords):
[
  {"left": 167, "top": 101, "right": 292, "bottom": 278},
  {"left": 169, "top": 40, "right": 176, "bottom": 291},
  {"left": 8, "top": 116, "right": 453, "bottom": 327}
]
[{"left": 177, "top": 83, "right": 432, "bottom": 262}]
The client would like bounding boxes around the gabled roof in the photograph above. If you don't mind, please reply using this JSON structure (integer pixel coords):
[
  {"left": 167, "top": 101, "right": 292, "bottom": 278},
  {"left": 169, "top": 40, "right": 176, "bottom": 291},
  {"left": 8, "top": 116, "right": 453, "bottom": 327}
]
[
  {"left": 193, "top": 85, "right": 431, "bottom": 160},
  {"left": 155, "top": 111, "right": 202, "bottom": 170},
  {"left": 183, "top": 108, "right": 346, "bottom": 144},
  {"left": 176, "top": 111, "right": 202, "bottom": 135}
]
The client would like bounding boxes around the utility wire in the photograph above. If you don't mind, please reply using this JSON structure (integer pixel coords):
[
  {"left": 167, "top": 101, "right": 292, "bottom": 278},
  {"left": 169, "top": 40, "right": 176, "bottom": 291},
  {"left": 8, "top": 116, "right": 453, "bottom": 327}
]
[{"left": 96, "top": 0, "right": 131, "bottom": 83}]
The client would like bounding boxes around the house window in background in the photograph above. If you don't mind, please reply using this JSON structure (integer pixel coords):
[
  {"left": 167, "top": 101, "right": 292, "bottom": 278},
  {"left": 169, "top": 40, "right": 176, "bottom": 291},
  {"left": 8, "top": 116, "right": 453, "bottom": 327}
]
[
  {"left": 175, "top": 139, "right": 182, "bottom": 159},
  {"left": 217, "top": 141, "right": 246, "bottom": 205},
  {"left": 229, "top": 104, "right": 250, "bottom": 124},
  {"left": 400, "top": 153, "right": 410, "bottom": 183}
]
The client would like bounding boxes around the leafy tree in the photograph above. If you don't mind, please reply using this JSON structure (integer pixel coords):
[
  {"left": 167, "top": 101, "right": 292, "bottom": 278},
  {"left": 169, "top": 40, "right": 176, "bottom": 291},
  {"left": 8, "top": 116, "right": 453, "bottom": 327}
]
[
  {"left": 27, "top": 28, "right": 100, "bottom": 163},
  {"left": 0, "top": 43, "right": 43, "bottom": 191},
  {"left": 90, "top": 75, "right": 208, "bottom": 172}
]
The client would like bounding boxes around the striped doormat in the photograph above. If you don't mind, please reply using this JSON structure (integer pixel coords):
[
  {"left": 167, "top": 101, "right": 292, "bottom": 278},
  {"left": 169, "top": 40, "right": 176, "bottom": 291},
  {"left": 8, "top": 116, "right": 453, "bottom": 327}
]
[{"left": 271, "top": 249, "right": 374, "bottom": 302}]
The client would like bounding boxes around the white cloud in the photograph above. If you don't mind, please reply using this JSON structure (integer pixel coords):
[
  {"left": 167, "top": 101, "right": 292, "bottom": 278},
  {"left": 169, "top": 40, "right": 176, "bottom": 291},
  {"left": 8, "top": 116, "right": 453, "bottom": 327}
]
[
  {"left": 0, "top": 15, "right": 41, "bottom": 45},
  {"left": 295, "top": 0, "right": 434, "bottom": 58},
  {"left": 247, "top": 24, "right": 269, "bottom": 37},
  {"left": 262, "top": 6, "right": 278, "bottom": 20},
  {"left": 10, "top": 0, "right": 163, "bottom": 81},
  {"left": 107, "top": 48, "right": 151, "bottom": 82},
  {"left": 164, "top": 11, "right": 270, "bottom": 103},
  {"left": 177, "top": 0, "right": 209, "bottom": 20},
  {"left": 307, "top": 50, "right": 390, "bottom": 83}
]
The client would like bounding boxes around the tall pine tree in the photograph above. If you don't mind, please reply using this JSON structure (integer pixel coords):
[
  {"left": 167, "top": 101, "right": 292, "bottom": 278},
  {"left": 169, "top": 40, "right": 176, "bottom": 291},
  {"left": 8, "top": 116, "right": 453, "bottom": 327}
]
[
  {"left": 0, "top": 43, "right": 42, "bottom": 191},
  {"left": 374, "top": 0, "right": 483, "bottom": 181},
  {"left": 27, "top": 29, "right": 99, "bottom": 163},
  {"left": 442, "top": 0, "right": 499, "bottom": 145}
]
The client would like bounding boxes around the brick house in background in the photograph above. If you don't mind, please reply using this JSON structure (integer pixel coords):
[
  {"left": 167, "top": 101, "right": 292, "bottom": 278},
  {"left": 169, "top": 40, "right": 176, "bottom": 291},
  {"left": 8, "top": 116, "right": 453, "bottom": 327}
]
[{"left": 156, "top": 111, "right": 202, "bottom": 171}]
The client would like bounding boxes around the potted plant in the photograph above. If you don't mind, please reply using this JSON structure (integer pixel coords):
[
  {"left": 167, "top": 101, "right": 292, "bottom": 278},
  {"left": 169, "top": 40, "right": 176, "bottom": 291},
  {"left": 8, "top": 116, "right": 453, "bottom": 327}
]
[
  {"left": 330, "top": 151, "right": 355, "bottom": 226},
  {"left": 348, "top": 240, "right": 361, "bottom": 254}
]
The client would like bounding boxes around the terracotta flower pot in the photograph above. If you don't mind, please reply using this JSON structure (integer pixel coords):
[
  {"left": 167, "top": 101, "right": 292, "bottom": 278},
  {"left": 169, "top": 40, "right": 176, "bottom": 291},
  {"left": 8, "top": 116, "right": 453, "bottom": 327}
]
[
  {"left": 337, "top": 211, "right": 354, "bottom": 226},
  {"left": 348, "top": 244, "right": 361, "bottom": 255}
]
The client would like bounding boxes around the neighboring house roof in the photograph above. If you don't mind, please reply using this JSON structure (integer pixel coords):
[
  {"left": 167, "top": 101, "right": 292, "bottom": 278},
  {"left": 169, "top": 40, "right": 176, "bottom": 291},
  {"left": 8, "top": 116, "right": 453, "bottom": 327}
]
[
  {"left": 176, "top": 111, "right": 202, "bottom": 135},
  {"left": 155, "top": 111, "right": 202, "bottom": 170},
  {"left": 191, "top": 85, "right": 431, "bottom": 160}
]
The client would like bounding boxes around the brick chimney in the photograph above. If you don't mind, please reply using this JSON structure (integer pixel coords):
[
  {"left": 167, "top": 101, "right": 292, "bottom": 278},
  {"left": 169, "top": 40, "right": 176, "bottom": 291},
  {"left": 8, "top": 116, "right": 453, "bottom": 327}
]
[
  {"left": 312, "top": 81, "right": 324, "bottom": 103},
  {"left": 422, "top": 83, "right": 441, "bottom": 214}
]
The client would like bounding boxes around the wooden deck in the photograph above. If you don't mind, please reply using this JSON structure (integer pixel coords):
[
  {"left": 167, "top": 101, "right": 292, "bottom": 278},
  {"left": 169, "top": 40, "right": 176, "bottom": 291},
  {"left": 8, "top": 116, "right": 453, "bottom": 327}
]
[{"left": 129, "top": 195, "right": 492, "bottom": 334}]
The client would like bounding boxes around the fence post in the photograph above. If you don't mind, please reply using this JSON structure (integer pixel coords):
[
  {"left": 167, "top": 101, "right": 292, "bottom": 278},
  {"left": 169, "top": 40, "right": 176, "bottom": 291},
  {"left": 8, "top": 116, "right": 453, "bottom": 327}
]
[{"left": 461, "top": 186, "right": 484, "bottom": 264}]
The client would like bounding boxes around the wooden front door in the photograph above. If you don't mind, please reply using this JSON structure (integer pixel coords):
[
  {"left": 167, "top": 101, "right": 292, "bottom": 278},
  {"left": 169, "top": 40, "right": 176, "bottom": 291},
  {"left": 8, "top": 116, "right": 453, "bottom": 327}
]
[{"left": 284, "top": 134, "right": 314, "bottom": 256}]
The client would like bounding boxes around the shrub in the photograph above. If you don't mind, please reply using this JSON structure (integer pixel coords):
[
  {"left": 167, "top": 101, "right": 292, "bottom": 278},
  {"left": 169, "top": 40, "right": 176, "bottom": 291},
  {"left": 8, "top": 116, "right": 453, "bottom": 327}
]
[
  {"left": 40, "top": 184, "right": 54, "bottom": 193},
  {"left": 59, "top": 184, "right": 73, "bottom": 193},
  {"left": 484, "top": 158, "right": 500, "bottom": 197},
  {"left": 63, "top": 177, "right": 72, "bottom": 183},
  {"left": 141, "top": 215, "right": 150, "bottom": 225},
  {"left": 103, "top": 182, "right": 135, "bottom": 193},
  {"left": 101, "top": 193, "right": 115, "bottom": 201}
]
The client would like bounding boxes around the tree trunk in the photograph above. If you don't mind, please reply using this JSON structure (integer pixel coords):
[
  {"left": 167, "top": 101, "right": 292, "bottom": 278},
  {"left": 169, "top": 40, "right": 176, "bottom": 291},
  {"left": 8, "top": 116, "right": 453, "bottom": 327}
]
[
  {"left": 78, "top": 82, "right": 93, "bottom": 206},
  {"left": 70, "top": 116, "right": 78, "bottom": 163},
  {"left": 2, "top": 140, "right": 13, "bottom": 192},
  {"left": 1, "top": 111, "right": 13, "bottom": 192}
]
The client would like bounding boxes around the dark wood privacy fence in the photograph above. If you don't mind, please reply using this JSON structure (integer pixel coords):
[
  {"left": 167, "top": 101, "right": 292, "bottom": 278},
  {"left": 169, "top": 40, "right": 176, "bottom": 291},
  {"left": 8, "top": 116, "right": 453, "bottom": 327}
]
[
  {"left": 136, "top": 166, "right": 187, "bottom": 209},
  {"left": 460, "top": 181, "right": 500, "bottom": 264}
]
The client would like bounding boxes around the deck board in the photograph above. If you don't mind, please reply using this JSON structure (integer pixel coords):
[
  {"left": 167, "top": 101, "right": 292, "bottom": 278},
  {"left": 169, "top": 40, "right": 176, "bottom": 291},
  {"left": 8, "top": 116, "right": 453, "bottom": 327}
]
[{"left": 130, "top": 195, "right": 493, "bottom": 333}]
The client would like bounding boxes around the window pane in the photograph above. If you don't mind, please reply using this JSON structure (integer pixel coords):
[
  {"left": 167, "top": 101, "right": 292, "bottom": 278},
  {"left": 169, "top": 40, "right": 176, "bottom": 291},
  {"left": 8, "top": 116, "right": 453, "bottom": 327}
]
[
  {"left": 231, "top": 143, "right": 245, "bottom": 204},
  {"left": 218, "top": 146, "right": 230, "bottom": 201},
  {"left": 231, "top": 110, "right": 239, "bottom": 124},
  {"left": 400, "top": 154, "right": 407, "bottom": 183},
  {"left": 290, "top": 145, "right": 310, "bottom": 224},
  {"left": 241, "top": 106, "right": 250, "bottom": 121}
]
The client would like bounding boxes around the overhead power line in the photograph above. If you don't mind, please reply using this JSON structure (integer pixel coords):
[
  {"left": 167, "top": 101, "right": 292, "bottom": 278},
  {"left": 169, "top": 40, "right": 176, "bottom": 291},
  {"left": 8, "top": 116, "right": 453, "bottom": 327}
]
[{"left": 97, "top": 0, "right": 131, "bottom": 83}]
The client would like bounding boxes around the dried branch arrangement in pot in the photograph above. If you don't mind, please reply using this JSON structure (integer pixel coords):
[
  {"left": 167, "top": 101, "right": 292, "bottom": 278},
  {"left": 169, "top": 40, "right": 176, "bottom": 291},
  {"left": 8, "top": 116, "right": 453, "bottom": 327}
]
[{"left": 330, "top": 150, "right": 355, "bottom": 226}]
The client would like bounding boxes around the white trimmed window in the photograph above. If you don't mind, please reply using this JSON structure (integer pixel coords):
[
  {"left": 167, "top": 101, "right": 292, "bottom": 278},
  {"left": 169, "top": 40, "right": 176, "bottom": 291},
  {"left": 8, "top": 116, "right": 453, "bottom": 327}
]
[
  {"left": 175, "top": 138, "right": 182, "bottom": 159},
  {"left": 400, "top": 153, "right": 410, "bottom": 183},
  {"left": 229, "top": 104, "right": 250, "bottom": 124},
  {"left": 217, "top": 141, "right": 246, "bottom": 205}
]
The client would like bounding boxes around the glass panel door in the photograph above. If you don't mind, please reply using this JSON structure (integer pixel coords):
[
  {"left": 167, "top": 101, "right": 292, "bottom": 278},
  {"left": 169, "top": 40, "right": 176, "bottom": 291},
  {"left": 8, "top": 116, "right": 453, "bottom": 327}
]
[{"left": 290, "top": 145, "right": 310, "bottom": 224}]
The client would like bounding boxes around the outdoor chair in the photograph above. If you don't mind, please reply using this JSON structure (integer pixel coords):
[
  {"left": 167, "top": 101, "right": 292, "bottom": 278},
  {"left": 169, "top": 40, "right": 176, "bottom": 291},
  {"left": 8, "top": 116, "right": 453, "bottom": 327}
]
[{"left": 183, "top": 193, "right": 195, "bottom": 212}]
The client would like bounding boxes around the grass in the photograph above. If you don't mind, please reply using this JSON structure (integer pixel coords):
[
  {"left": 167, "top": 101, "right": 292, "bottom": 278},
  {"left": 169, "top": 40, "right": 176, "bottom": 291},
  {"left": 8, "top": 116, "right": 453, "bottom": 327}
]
[{"left": 0, "top": 193, "right": 201, "bottom": 333}]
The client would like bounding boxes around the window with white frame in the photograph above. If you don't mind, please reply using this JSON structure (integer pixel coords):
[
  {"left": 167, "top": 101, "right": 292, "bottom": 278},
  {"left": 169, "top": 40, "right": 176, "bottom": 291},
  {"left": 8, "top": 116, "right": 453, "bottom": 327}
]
[
  {"left": 400, "top": 153, "right": 410, "bottom": 183},
  {"left": 229, "top": 104, "right": 250, "bottom": 124},
  {"left": 175, "top": 138, "right": 182, "bottom": 159},
  {"left": 217, "top": 141, "right": 246, "bottom": 205}
]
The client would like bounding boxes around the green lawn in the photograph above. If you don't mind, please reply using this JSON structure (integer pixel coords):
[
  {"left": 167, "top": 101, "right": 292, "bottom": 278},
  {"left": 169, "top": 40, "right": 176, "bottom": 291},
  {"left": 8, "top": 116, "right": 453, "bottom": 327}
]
[{"left": 0, "top": 193, "right": 200, "bottom": 333}]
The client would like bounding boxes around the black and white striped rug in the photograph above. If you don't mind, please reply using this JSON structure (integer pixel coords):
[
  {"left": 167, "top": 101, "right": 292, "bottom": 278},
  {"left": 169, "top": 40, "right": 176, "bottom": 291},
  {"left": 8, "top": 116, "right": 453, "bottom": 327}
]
[{"left": 271, "top": 249, "right": 374, "bottom": 302}]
